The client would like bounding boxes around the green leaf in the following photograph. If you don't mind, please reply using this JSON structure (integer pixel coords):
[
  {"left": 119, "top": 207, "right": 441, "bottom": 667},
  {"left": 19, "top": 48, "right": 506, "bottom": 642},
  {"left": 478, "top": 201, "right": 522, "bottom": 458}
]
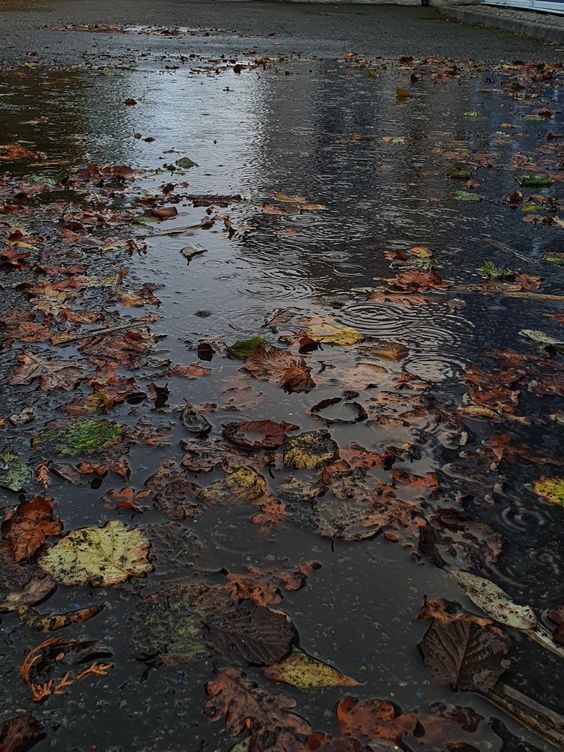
[
  {"left": 453, "top": 190, "right": 482, "bottom": 202},
  {"left": 175, "top": 157, "right": 198, "bottom": 169},
  {"left": 519, "top": 329, "right": 564, "bottom": 349},
  {"left": 543, "top": 252, "right": 564, "bottom": 264},
  {"left": 32, "top": 419, "right": 123, "bottom": 456},
  {"left": 478, "top": 260, "right": 509, "bottom": 279},
  {"left": 38, "top": 520, "right": 152, "bottom": 587},
  {"left": 447, "top": 165, "right": 472, "bottom": 180},
  {"left": 228, "top": 336, "right": 271, "bottom": 359},
  {"left": 464, "top": 111, "right": 478, "bottom": 118},
  {"left": 0, "top": 453, "right": 32, "bottom": 492},
  {"left": 263, "top": 649, "right": 359, "bottom": 689},
  {"left": 452, "top": 571, "right": 537, "bottom": 630},
  {"left": 515, "top": 174, "right": 554, "bottom": 188}
]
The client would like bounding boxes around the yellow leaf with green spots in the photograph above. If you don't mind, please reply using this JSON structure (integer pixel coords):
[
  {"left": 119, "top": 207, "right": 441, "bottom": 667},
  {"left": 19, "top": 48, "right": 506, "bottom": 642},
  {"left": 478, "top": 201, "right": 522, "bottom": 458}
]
[
  {"left": 533, "top": 478, "right": 564, "bottom": 506},
  {"left": 200, "top": 465, "right": 268, "bottom": 504},
  {"left": 283, "top": 430, "right": 338, "bottom": 470},
  {"left": 263, "top": 650, "right": 359, "bottom": 689},
  {"left": 38, "top": 520, "right": 152, "bottom": 587}
]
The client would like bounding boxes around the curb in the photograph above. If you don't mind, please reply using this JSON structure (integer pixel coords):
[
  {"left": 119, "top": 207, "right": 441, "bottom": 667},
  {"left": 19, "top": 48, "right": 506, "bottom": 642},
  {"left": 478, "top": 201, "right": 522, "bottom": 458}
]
[{"left": 438, "top": 6, "right": 564, "bottom": 44}]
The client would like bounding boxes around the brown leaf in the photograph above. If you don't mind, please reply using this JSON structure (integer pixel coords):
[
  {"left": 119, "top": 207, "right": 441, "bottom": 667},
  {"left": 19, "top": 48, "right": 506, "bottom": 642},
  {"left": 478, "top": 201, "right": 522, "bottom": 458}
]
[
  {"left": 243, "top": 346, "right": 316, "bottom": 392},
  {"left": 146, "top": 206, "right": 177, "bottom": 220},
  {"left": 418, "top": 613, "right": 510, "bottom": 692},
  {"left": 164, "top": 363, "right": 211, "bottom": 378},
  {"left": 202, "top": 597, "right": 295, "bottom": 666},
  {"left": 223, "top": 420, "right": 299, "bottom": 450},
  {"left": 337, "top": 696, "right": 417, "bottom": 743},
  {"left": 0, "top": 714, "right": 45, "bottom": 752},
  {"left": 2, "top": 497, "right": 63, "bottom": 562},
  {"left": 381, "top": 270, "right": 450, "bottom": 292},
  {"left": 205, "top": 667, "right": 311, "bottom": 748},
  {"left": 419, "top": 509, "right": 503, "bottom": 570},
  {"left": 547, "top": 607, "right": 564, "bottom": 646},
  {"left": 10, "top": 352, "right": 86, "bottom": 391}
]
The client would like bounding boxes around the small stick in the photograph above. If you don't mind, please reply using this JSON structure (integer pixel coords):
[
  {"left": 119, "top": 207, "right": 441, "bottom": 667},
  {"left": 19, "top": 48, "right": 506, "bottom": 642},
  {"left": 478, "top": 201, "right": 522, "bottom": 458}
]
[
  {"left": 139, "top": 221, "right": 204, "bottom": 238},
  {"left": 51, "top": 317, "right": 156, "bottom": 346},
  {"left": 482, "top": 236, "right": 531, "bottom": 263}
]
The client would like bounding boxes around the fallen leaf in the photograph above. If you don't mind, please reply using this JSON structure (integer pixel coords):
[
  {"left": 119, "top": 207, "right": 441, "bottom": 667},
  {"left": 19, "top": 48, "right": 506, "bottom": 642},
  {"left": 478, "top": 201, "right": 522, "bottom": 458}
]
[
  {"left": 283, "top": 430, "right": 339, "bottom": 470},
  {"left": 228, "top": 336, "right": 271, "bottom": 359},
  {"left": 0, "top": 714, "right": 45, "bottom": 752},
  {"left": 337, "top": 695, "right": 417, "bottom": 743},
  {"left": 2, "top": 497, "right": 62, "bottom": 562},
  {"left": 205, "top": 667, "right": 311, "bottom": 748},
  {"left": 533, "top": 477, "right": 563, "bottom": 506},
  {"left": 181, "top": 402, "right": 212, "bottom": 436},
  {"left": 264, "top": 649, "right": 359, "bottom": 688},
  {"left": 243, "top": 346, "right": 315, "bottom": 393},
  {"left": 305, "top": 319, "right": 364, "bottom": 346},
  {"left": 0, "top": 453, "right": 32, "bottom": 492},
  {"left": 38, "top": 520, "right": 152, "bottom": 586},
  {"left": 10, "top": 352, "right": 87, "bottom": 391},
  {"left": 223, "top": 420, "right": 298, "bottom": 450},
  {"left": 32, "top": 419, "right": 124, "bottom": 456},
  {"left": 19, "top": 603, "right": 104, "bottom": 632},
  {"left": 452, "top": 571, "right": 537, "bottom": 630}
]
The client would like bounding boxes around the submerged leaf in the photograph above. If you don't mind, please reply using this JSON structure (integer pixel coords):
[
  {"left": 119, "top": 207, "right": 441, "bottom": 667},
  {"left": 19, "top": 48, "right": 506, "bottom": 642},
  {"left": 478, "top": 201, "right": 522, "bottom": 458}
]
[
  {"left": 0, "top": 453, "right": 32, "bottom": 492},
  {"left": 283, "top": 430, "right": 339, "bottom": 470},
  {"left": 264, "top": 649, "right": 359, "bottom": 689},
  {"left": 228, "top": 336, "right": 271, "bottom": 359},
  {"left": 222, "top": 420, "right": 298, "bottom": 450},
  {"left": 38, "top": 520, "right": 151, "bottom": 587},
  {"left": 515, "top": 174, "right": 554, "bottom": 188},
  {"left": 32, "top": 420, "right": 124, "bottom": 456},
  {"left": 243, "top": 346, "right": 315, "bottom": 393}
]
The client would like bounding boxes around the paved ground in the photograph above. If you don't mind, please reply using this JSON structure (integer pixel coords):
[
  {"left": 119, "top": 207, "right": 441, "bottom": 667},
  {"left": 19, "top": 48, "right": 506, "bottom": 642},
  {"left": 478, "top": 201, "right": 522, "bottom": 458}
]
[
  {"left": 1, "top": 0, "right": 562, "bottom": 63},
  {"left": 440, "top": 5, "right": 564, "bottom": 45}
]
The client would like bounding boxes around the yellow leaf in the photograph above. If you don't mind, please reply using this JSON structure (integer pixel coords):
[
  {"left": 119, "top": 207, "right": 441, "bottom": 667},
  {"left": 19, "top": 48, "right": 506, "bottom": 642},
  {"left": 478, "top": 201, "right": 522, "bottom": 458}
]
[
  {"left": 457, "top": 406, "right": 500, "bottom": 420},
  {"left": 533, "top": 477, "right": 564, "bottom": 506},
  {"left": 283, "top": 430, "right": 338, "bottom": 470},
  {"left": 409, "top": 246, "right": 434, "bottom": 259},
  {"left": 306, "top": 319, "right": 364, "bottom": 346},
  {"left": 38, "top": 520, "right": 152, "bottom": 587},
  {"left": 263, "top": 649, "right": 359, "bottom": 689}
]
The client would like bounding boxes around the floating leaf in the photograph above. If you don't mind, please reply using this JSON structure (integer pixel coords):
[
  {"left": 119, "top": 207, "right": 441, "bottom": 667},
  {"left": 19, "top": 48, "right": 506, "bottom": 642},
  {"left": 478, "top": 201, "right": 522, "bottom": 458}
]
[
  {"left": 180, "top": 401, "right": 212, "bottom": 436},
  {"left": 519, "top": 329, "right": 563, "bottom": 349},
  {"left": 10, "top": 352, "right": 86, "bottom": 391},
  {"left": 222, "top": 420, "right": 298, "bottom": 450},
  {"left": 452, "top": 571, "right": 537, "bottom": 630},
  {"left": 515, "top": 174, "right": 554, "bottom": 188},
  {"left": 0, "top": 453, "right": 32, "bottom": 492},
  {"left": 32, "top": 420, "right": 123, "bottom": 456},
  {"left": 0, "top": 714, "right": 45, "bottom": 752},
  {"left": 533, "top": 477, "right": 563, "bottom": 507},
  {"left": 0, "top": 546, "right": 55, "bottom": 613},
  {"left": 202, "top": 597, "right": 295, "bottom": 666},
  {"left": 38, "top": 520, "right": 152, "bottom": 587},
  {"left": 19, "top": 603, "right": 105, "bottom": 633},
  {"left": 264, "top": 649, "right": 359, "bottom": 688},
  {"left": 180, "top": 244, "right": 206, "bottom": 263},
  {"left": 2, "top": 497, "right": 63, "bottom": 562},
  {"left": 409, "top": 246, "right": 434, "bottom": 259},
  {"left": 200, "top": 466, "right": 268, "bottom": 504},
  {"left": 305, "top": 320, "right": 364, "bottom": 346},
  {"left": 337, "top": 695, "right": 417, "bottom": 743},
  {"left": 360, "top": 341, "right": 408, "bottom": 361},
  {"left": 243, "top": 346, "right": 315, "bottom": 393},
  {"left": 447, "top": 165, "right": 472, "bottom": 180},
  {"left": 418, "top": 615, "right": 510, "bottom": 692},
  {"left": 228, "top": 336, "right": 271, "bottom": 359},
  {"left": 478, "top": 260, "right": 509, "bottom": 280},
  {"left": 453, "top": 190, "right": 482, "bottom": 202},
  {"left": 283, "top": 430, "right": 339, "bottom": 470},
  {"left": 205, "top": 667, "right": 311, "bottom": 748},
  {"left": 175, "top": 156, "right": 198, "bottom": 169}
]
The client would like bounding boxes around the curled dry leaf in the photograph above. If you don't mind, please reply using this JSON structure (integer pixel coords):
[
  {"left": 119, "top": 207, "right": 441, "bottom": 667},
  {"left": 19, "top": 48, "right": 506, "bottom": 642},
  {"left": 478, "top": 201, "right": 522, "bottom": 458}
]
[
  {"left": 243, "top": 346, "right": 316, "bottom": 393},
  {"left": 20, "top": 637, "right": 113, "bottom": 702},
  {"left": 19, "top": 603, "right": 105, "bottom": 633},
  {"left": 38, "top": 520, "right": 152, "bottom": 587},
  {"left": 2, "top": 496, "right": 63, "bottom": 562}
]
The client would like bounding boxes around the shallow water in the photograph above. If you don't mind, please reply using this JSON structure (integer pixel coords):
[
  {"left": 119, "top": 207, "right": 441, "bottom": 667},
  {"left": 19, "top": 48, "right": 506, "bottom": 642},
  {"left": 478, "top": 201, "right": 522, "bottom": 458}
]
[{"left": 0, "top": 44, "right": 562, "bottom": 752}]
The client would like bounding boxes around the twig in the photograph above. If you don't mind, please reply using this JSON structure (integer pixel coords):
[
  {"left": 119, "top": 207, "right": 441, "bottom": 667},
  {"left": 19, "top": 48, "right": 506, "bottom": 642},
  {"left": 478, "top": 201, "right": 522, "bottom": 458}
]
[
  {"left": 482, "top": 236, "right": 531, "bottom": 263},
  {"left": 51, "top": 317, "right": 155, "bottom": 346},
  {"left": 139, "top": 221, "right": 204, "bottom": 238}
]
